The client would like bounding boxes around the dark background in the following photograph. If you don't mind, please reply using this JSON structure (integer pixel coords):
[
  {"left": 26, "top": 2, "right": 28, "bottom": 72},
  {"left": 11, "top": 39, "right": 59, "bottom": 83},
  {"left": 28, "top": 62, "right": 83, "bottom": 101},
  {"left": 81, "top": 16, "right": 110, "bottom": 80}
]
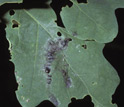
[{"left": 0, "top": 0, "right": 124, "bottom": 107}]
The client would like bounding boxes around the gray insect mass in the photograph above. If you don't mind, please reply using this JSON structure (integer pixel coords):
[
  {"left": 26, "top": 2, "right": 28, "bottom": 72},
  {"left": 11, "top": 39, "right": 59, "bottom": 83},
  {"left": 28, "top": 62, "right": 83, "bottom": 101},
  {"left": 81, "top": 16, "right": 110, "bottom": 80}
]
[
  {"left": 44, "top": 37, "right": 72, "bottom": 88},
  {"left": 49, "top": 94, "right": 59, "bottom": 107},
  {"left": 61, "top": 69, "right": 72, "bottom": 88}
]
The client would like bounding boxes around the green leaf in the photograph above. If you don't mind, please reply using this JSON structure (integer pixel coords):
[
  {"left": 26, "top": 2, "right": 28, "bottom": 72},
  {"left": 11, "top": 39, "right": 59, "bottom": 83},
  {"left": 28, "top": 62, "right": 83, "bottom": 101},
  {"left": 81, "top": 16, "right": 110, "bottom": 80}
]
[
  {"left": 0, "top": 0, "right": 22, "bottom": 6},
  {"left": 60, "top": 29, "right": 120, "bottom": 107},
  {"left": 109, "top": 0, "right": 124, "bottom": 9},
  {"left": 60, "top": 0, "right": 124, "bottom": 43},
  {"left": 4, "top": 1, "right": 120, "bottom": 107},
  {"left": 5, "top": 7, "right": 60, "bottom": 107}
]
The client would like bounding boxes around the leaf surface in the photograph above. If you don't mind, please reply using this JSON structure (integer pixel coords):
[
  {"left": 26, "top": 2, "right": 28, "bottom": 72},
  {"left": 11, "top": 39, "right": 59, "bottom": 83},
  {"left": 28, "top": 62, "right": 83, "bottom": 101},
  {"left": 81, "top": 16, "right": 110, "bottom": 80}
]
[
  {"left": 0, "top": 0, "right": 22, "bottom": 6},
  {"left": 4, "top": 1, "right": 121, "bottom": 107},
  {"left": 60, "top": 0, "right": 124, "bottom": 43}
]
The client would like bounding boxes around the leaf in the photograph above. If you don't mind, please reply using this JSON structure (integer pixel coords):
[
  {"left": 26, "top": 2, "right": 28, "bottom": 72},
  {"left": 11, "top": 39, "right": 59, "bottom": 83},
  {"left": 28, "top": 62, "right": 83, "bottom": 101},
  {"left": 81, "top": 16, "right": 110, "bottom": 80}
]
[
  {"left": 60, "top": 0, "right": 124, "bottom": 43},
  {"left": 4, "top": 1, "right": 120, "bottom": 107},
  {"left": 60, "top": 28, "right": 120, "bottom": 107},
  {"left": 5, "top": 6, "right": 60, "bottom": 107},
  {"left": 109, "top": 0, "right": 124, "bottom": 9},
  {"left": 0, "top": 0, "right": 22, "bottom": 6}
]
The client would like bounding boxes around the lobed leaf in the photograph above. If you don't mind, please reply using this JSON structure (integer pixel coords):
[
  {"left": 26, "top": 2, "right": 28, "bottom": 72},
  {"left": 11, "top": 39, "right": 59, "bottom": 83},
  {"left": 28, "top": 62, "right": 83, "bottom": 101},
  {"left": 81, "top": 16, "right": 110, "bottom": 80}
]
[
  {"left": 4, "top": 0, "right": 122, "bottom": 107},
  {"left": 60, "top": 0, "right": 124, "bottom": 43}
]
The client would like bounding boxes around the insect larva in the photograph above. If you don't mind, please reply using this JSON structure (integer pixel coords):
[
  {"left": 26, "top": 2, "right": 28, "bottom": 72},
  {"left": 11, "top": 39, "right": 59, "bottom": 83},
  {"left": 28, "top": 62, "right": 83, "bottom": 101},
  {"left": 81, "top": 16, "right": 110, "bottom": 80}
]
[{"left": 44, "top": 37, "right": 72, "bottom": 85}]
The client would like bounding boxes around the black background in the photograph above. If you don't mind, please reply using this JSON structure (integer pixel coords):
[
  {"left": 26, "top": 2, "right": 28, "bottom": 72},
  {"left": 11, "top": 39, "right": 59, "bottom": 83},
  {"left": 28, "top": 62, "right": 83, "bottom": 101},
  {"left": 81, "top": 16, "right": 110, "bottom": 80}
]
[{"left": 0, "top": 0, "right": 124, "bottom": 107}]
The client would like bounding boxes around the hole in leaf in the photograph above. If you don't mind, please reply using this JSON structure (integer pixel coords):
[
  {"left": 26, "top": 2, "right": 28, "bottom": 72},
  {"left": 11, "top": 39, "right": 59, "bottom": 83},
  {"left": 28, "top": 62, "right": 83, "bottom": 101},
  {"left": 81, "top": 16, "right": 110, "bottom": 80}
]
[
  {"left": 9, "top": 10, "right": 15, "bottom": 16},
  {"left": 77, "top": 0, "right": 88, "bottom": 4},
  {"left": 66, "top": 0, "right": 73, "bottom": 7},
  {"left": 22, "top": 0, "right": 50, "bottom": 9},
  {"left": 82, "top": 44, "right": 87, "bottom": 49},
  {"left": 69, "top": 95, "right": 94, "bottom": 107},
  {"left": 36, "top": 100, "right": 55, "bottom": 107},
  {"left": 68, "top": 38, "right": 72, "bottom": 41},
  {"left": 71, "top": 97, "right": 76, "bottom": 102},
  {"left": 12, "top": 20, "right": 19, "bottom": 28},
  {"left": 51, "top": 0, "right": 73, "bottom": 27},
  {"left": 54, "top": 20, "right": 57, "bottom": 23},
  {"left": 57, "top": 32, "right": 62, "bottom": 36}
]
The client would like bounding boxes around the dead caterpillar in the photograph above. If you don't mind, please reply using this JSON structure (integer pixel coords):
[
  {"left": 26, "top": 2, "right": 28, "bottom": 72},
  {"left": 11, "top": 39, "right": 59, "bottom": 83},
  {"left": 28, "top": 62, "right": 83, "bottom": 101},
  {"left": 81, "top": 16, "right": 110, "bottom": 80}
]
[
  {"left": 61, "top": 69, "right": 72, "bottom": 88},
  {"left": 49, "top": 94, "right": 59, "bottom": 107},
  {"left": 44, "top": 37, "right": 72, "bottom": 85},
  {"left": 44, "top": 38, "right": 71, "bottom": 73}
]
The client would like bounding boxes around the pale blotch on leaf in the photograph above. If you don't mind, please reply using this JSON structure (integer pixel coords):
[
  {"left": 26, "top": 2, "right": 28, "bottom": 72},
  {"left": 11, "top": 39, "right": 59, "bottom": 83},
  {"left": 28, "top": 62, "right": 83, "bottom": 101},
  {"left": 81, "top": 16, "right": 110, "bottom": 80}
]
[
  {"left": 75, "top": 44, "right": 81, "bottom": 52},
  {"left": 49, "top": 94, "right": 60, "bottom": 107},
  {"left": 16, "top": 76, "right": 22, "bottom": 84},
  {"left": 21, "top": 96, "right": 25, "bottom": 100},
  {"left": 76, "top": 44, "right": 80, "bottom": 49},
  {"left": 26, "top": 98, "right": 30, "bottom": 103}
]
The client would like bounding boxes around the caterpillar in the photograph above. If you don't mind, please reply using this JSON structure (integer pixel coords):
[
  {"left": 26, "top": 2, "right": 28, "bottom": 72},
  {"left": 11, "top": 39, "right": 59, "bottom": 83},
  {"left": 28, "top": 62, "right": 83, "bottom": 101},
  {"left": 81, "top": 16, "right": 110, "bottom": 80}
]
[{"left": 44, "top": 37, "right": 72, "bottom": 86}]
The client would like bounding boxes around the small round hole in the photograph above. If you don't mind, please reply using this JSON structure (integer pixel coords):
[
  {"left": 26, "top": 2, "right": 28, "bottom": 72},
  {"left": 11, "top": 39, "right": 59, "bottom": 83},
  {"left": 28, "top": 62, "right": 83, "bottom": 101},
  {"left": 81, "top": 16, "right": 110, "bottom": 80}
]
[
  {"left": 68, "top": 38, "right": 72, "bottom": 41},
  {"left": 82, "top": 44, "right": 87, "bottom": 49},
  {"left": 57, "top": 32, "right": 62, "bottom": 36},
  {"left": 12, "top": 24, "right": 18, "bottom": 28},
  {"left": 9, "top": 10, "right": 15, "bottom": 16}
]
